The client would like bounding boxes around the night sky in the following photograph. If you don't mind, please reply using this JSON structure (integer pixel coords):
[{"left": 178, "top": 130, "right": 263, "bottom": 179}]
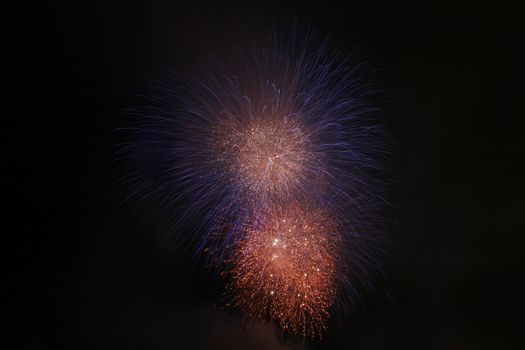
[{"left": 5, "top": 1, "right": 525, "bottom": 349}]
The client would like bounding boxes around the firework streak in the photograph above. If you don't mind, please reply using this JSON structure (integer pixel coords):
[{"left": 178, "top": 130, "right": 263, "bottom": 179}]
[{"left": 121, "top": 28, "right": 390, "bottom": 338}]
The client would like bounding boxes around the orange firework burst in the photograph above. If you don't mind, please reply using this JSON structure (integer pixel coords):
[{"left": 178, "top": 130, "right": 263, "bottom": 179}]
[{"left": 228, "top": 205, "right": 342, "bottom": 338}]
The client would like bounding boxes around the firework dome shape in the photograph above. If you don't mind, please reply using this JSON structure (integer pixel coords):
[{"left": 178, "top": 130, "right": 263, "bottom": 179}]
[{"left": 120, "top": 27, "right": 390, "bottom": 338}]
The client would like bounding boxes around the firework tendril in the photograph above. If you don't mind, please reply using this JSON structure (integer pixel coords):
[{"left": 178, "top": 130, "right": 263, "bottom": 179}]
[{"left": 120, "top": 27, "right": 391, "bottom": 338}]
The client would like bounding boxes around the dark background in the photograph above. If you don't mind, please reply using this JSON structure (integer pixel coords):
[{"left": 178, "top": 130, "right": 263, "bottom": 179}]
[{"left": 5, "top": 1, "right": 525, "bottom": 349}]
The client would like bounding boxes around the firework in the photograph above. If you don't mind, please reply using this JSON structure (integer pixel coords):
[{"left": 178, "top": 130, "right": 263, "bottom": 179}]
[
  {"left": 120, "top": 26, "right": 390, "bottom": 338},
  {"left": 228, "top": 205, "right": 341, "bottom": 338}
]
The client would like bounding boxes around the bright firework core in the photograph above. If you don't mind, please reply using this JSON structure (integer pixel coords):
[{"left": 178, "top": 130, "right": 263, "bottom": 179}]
[
  {"left": 213, "top": 115, "right": 320, "bottom": 201},
  {"left": 229, "top": 206, "right": 341, "bottom": 338}
]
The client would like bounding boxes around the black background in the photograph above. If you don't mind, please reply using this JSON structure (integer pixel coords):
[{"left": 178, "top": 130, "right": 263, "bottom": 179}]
[{"left": 5, "top": 1, "right": 525, "bottom": 349}]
